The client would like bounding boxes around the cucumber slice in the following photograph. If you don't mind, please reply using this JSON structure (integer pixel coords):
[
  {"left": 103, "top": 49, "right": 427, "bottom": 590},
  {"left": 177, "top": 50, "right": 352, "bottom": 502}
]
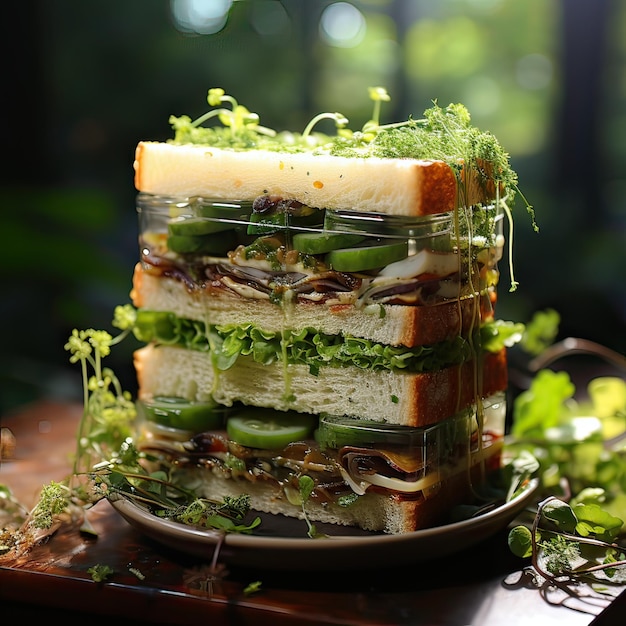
[
  {"left": 247, "top": 212, "right": 287, "bottom": 235},
  {"left": 169, "top": 216, "right": 235, "bottom": 236},
  {"left": 226, "top": 408, "right": 317, "bottom": 450},
  {"left": 140, "top": 396, "right": 226, "bottom": 433},
  {"left": 316, "top": 415, "right": 423, "bottom": 450},
  {"left": 326, "top": 241, "right": 408, "bottom": 272},
  {"left": 167, "top": 230, "right": 238, "bottom": 255},
  {"left": 292, "top": 231, "right": 366, "bottom": 255},
  {"left": 197, "top": 202, "right": 249, "bottom": 220},
  {"left": 247, "top": 211, "right": 324, "bottom": 235}
]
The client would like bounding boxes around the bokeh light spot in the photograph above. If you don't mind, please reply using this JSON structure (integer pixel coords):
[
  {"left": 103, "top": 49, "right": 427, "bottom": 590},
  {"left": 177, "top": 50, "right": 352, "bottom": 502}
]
[
  {"left": 170, "top": 0, "right": 233, "bottom": 35},
  {"left": 320, "top": 2, "right": 366, "bottom": 48}
]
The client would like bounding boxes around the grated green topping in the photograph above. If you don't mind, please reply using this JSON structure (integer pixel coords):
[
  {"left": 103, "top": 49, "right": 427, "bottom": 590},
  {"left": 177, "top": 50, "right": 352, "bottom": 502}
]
[{"left": 168, "top": 88, "right": 524, "bottom": 205}]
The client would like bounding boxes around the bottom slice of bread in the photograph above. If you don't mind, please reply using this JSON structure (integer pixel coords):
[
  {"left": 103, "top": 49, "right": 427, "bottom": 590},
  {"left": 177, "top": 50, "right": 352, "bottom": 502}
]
[{"left": 167, "top": 444, "right": 501, "bottom": 535}]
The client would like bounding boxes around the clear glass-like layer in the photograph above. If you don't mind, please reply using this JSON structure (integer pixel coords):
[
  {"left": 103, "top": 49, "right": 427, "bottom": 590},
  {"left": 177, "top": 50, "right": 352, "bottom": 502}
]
[{"left": 136, "top": 193, "right": 504, "bottom": 309}]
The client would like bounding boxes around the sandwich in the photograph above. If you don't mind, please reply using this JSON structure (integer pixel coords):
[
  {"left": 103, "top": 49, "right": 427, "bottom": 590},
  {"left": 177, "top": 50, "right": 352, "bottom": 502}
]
[{"left": 129, "top": 88, "right": 523, "bottom": 534}]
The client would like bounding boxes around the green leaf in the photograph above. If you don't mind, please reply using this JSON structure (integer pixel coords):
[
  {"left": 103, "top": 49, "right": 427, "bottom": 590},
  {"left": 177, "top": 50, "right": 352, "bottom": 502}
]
[
  {"left": 520, "top": 308, "right": 560, "bottom": 356},
  {"left": 511, "top": 370, "right": 576, "bottom": 437},
  {"left": 480, "top": 320, "right": 525, "bottom": 352},
  {"left": 231, "top": 516, "right": 262, "bottom": 534},
  {"left": 88, "top": 564, "right": 114, "bottom": 582},
  {"left": 508, "top": 525, "right": 534, "bottom": 558},
  {"left": 299, "top": 475, "right": 315, "bottom": 503},
  {"left": 602, "top": 493, "right": 626, "bottom": 526},
  {"left": 199, "top": 514, "right": 234, "bottom": 531},
  {"left": 540, "top": 499, "right": 577, "bottom": 533},
  {"left": 509, "top": 450, "right": 540, "bottom": 476},
  {"left": 503, "top": 450, "right": 539, "bottom": 501},
  {"left": 588, "top": 377, "right": 626, "bottom": 419},
  {"left": 243, "top": 580, "right": 263, "bottom": 595},
  {"left": 601, "top": 548, "right": 625, "bottom": 578},
  {"left": 572, "top": 503, "right": 623, "bottom": 541},
  {"left": 570, "top": 487, "right": 606, "bottom": 507}
]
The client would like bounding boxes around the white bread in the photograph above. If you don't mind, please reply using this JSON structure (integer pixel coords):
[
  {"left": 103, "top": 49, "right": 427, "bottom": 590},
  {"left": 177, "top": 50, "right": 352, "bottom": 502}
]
[
  {"left": 131, "top": 264, "right": 488, "bottom": 348},
  {"left": 134, "top": 141, "right": 496, "bottom": 217},
  {"left": 134, "top": 344, "right": 507, "bottom": 427}
]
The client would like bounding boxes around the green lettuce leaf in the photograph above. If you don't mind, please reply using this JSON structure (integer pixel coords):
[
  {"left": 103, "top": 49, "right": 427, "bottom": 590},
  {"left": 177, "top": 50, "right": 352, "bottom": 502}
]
[{"left": 133, "top": 310, "right": 510, "bottom": 374}]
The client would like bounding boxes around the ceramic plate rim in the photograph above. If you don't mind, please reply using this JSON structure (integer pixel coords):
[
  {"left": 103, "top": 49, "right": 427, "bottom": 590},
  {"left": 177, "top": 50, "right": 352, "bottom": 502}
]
[{"left": 109, "top": 477, "right": 538, "bottom": 560}]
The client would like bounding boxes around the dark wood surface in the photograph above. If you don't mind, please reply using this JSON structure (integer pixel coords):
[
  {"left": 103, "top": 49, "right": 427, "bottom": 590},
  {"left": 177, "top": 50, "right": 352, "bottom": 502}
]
[{"left": 1, "top": 400, "right": 624, "bottom": 625}]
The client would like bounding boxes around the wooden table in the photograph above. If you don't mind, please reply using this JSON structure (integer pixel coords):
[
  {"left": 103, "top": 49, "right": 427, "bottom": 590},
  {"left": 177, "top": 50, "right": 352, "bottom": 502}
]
[{"left": 1, "top": 400, "right": 624, "bottom": 625}]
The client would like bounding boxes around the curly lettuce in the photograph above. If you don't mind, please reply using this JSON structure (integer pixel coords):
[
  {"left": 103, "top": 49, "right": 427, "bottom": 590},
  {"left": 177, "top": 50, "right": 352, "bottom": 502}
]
[{"left": 133, "top": 310, "right": 511, "bottom": 375}]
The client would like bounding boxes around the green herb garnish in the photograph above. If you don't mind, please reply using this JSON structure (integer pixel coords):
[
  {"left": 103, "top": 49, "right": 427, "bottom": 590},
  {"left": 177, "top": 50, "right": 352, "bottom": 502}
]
[
  {"left": 506, "top": 339, "right": 626, "bottom": 593},
  {"left": 297, "top": 475, "right": 326, "bottom": 539},
  {"left": 88, "top": 563, "right": 114, "bottom": 582},
  {"left": 243, "top": 580, "right": 263, "bottom": 595},
  {"left": 509, "top": 497, "right": 626, "bottom": 586},
  {"left": 29, "top": 481, "right": 72, "bottom": 529},
  {"left": 64, "top": 304, "right": 138, "bottom": 476}
]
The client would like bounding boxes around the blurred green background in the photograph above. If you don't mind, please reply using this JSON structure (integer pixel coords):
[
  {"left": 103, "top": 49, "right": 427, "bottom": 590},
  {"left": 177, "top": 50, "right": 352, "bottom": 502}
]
[{"left": 1, "top": 0, "right": 624, "bottom": 413}]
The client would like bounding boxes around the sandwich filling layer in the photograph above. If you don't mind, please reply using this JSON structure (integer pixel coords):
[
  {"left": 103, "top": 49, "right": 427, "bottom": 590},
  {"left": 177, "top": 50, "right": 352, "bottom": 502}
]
[{"left": 138, "top": 394, "right": 506, "bottom": 533}]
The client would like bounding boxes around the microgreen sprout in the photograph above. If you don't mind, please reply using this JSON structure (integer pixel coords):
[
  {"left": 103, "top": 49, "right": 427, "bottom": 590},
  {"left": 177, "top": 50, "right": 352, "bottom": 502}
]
[
  {"left": 0, "top": 480, "right": 77, "bottom": 555},
  {"left": 94, "top": 461, "right": 262, "bottom": 534},
  {"left": 167, "top": 87, "right": 536, "bottom": 267},
  {"left": 30, "top": 481, "right": 73, "bottom": 529},
  {"left": 369, "top": 87, "right": 390, "bottom": 122},
  {"left": 301, "top": 111, "right": 349, "bottom": 143},
  {"left": 361, "top": 86, "right": 391, "bottom": 137},
  {"left": 298, "top": 475, "right": 326, "bottom": 539},
  {"left": 171, "top": 88, "right": 276, "bottom": 143}
]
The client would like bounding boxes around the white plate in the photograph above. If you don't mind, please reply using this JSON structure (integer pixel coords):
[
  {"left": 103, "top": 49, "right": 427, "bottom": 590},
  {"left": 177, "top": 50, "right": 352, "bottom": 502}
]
[{"left": 109, "top": 478, "right": 538, "bottom": 571}]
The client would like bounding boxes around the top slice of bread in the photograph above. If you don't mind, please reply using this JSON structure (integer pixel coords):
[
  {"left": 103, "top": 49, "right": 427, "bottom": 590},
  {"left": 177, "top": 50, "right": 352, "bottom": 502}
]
[{"left": 134, "top": 141, "right": 495, "bottom": 217}]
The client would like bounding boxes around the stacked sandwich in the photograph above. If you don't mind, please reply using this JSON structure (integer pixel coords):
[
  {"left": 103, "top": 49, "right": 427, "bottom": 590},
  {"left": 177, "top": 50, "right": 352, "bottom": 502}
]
[{"left": 130, "top": 89, "right": 519, "bottom": 534}]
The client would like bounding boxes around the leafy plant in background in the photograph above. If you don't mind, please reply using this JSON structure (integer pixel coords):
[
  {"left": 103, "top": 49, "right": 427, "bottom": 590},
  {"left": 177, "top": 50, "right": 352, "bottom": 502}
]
[
  {"left": 64, "top": 304, "right": 138, "bottom": 477},
  {"left": 506, "top": 309, "right": 626, "bottom": 593},
  {"left": 507, "top": 355, "right": 626, "bottom": 520}
]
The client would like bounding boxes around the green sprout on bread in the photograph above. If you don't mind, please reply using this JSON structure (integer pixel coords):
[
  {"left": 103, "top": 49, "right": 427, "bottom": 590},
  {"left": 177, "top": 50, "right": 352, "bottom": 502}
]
[
  {"left": 301, "top": 110, "right": 349, "bottom": 143},
  {"left": 169, "top": 85, "right": 397, "bottom": 149},
  {"left": 202, "top": 87, "right": 277, "bottom": 138},
  {"left": 170, "top": 88, "right": 277, "bottom": 147},
  {"left": 300, "top": 83, "right": 394, "bottom": 143}
]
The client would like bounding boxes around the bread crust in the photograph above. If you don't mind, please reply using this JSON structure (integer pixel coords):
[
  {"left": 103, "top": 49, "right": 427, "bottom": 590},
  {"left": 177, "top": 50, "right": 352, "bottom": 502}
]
[{"left": 134, "top": 141, "right": 465, "bottom": 217}]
